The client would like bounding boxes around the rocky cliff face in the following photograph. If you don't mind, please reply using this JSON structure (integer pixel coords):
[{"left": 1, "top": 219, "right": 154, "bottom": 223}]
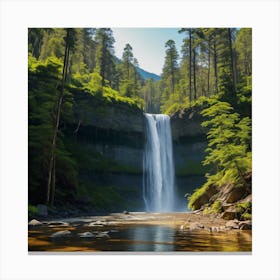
[
  {"left": 72, "top": 89, "right": 145, "bottom": 134},
  {"left": 170, "top": 107, "right": 208, "bottom": 209},
  {"left": 67, "top": 92, "right": 208, "bottom": 211},
  {"left": 65, "top": 90, "right": 145, "bottom": 211},
  {"left": 171, "top": 107, "right": 205, "bottom": 141}
]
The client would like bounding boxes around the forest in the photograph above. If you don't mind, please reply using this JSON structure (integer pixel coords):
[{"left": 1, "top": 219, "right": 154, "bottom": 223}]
[{"left": 28, "top": 28, "right": 252, "bottom": 218}]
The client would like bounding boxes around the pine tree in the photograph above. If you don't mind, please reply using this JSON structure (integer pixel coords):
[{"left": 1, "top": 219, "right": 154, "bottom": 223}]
[
  {"left": 162, "top": 39, "right": 179, "bottom": 95},
  {"left": 95, "top": 28, "right": 115, "bottom": 87}
]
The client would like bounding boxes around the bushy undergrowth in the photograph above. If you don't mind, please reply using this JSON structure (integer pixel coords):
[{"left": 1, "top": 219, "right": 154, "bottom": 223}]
[{"left": 188, "top": 98, "right": 251, "bottom": 210}]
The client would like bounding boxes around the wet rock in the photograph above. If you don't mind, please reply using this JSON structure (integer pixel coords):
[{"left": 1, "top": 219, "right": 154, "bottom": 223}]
[
  {"left": 37, "top": 204, "right": 48, "bottom": 217},
  {"left": 78, "top": 232, "right": 95, "bottom": 238},
  {"left": 88, "top": 220, "right": 106, "bottom": 227},
  {"left": 189, "top": 222, "right": 204, "bottom": 230},
  {"left": 239, "top": 220, "right": 252, "bottom": 230},
  {"left": 180, "top": 223, "right": 187, "bottom": 230},
  {"left": 47, "top": 221, "right": 70, "bottom": 227},
  {"left": 28, "top": 219, "right": 42, "bottom": 226},
  {"left": 219, "top": 226, "right": 226, "bottom": 231},
  {"left": 96, "top": 232, "right": 110, "bottom": 238},
  {"left": 123, "top": 211, "right": 130, "bottom": 215},
  {"left": 210, "top": 226, "right": 219, "bottom": 232},
  {"left": 50, "top": 230, "right": 71, "bottom": 238},
  {"left": 225, "top": 220, "right": 239, "bottom": 229}
]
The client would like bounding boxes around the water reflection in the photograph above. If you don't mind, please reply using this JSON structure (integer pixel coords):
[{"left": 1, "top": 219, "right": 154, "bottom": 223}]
[
  {"left": 129, "top": 225, "right": 175, "bottom": 251},
  {"left": 29, "top": 224, "right": 252, "bottom": 252}
]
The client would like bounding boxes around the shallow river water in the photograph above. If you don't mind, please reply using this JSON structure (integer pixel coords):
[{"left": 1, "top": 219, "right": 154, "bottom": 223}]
[{"left": 28, "top": 212, "right": 252, "bottom": 252}]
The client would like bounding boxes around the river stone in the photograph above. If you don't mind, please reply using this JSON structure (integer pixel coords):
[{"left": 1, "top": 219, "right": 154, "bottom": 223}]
[
  {"left": 78, "top": 232, "right": 95, "bottom": 238},
  {"left": 189, "top": 222, "right": 204, "bottom": 230},
  {"left": 88, "top": 220, "right": 106, "bottom": 227},
  {"left": 239, "top": 220, "right": 252, "bottom": 230},
  {"left": 28, "top": 219, "right": 42, "bottom": 226},
  {"left": 225, "top": 220, "right": 239, "bottom": 229},
  {"left": 50, "top": 230, "right": 71, "bottom": 238},
  {"left": 96, "top": 232, "right": 110, "bottom": 238},
  {"left": 210, "top": 226, "right": 219, "bottom": 232},
  {"left": 37, "top": 204, "right": 48, "bottom": 217}
]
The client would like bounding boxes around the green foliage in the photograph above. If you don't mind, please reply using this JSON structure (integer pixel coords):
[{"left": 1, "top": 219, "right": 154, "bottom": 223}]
[
  {"left": 235, "top": 201, "right": 252, "bottom": 220},
  {"left": 187, "top": 184, "right": 209, "bottom": 209},
  {"left": 28, "top": 204, "right": 39, "bottom": 217},
  {"left": 28, "top": 28, "right": 252, "bottom": 211},
  {"left": 28, "top": 57, "right": 78, "bottom": 203},
  {"left": 211, "top": 200, "right": 222, "bottom": 213},
  {"left": 242, "top": 213, "right": 252, "bottom": 220},
  {"left": 188, "top": 98, "right": 251, "bottom": 210},
  {"left": 202, "top": 200, "right": 222, "bottom": 215},
  {"left": 201, "top": 100, "right": 252, "bottom": 186},
  {"left": 162, "top": 94, "right": 217, "bottom": 115}
]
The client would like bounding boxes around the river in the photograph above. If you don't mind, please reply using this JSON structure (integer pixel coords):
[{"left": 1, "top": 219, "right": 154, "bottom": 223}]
[{"left": 28, "top": 212, "right": 252, "bottom": 252}]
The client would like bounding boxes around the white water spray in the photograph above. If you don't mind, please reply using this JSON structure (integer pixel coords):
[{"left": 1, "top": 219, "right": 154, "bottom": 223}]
[{"left": 143, "top": 113, "right": 175, "bottom": 212}]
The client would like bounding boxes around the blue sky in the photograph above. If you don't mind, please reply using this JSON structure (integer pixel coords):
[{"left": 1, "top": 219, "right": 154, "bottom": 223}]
[{"left": 112, "top": 28, "right": 185, "bottom": 76}]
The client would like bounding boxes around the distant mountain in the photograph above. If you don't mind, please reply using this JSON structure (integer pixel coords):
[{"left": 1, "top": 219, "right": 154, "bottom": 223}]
[
  {"left": 113, "top": 56, "right": 161, "bottom": 81},
  {"left": 136, "top": 67, "right": 161, "bottom": 81}
]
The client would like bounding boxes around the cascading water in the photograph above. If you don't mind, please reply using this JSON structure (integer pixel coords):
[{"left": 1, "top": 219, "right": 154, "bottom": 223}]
[{"left": 143, "top": 113, "right": 175, "bottom": 212}]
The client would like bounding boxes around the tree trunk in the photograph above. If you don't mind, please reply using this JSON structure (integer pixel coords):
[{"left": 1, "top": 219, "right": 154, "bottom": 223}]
[
  {"left": 193, "top": 48, "right": 197, "bottom": 100},
  {"left": 213, "top": 33, "right": 218, "bottom": 95},
  {"left": 170, "top": 53, "right": 175, "bottom": 94},
  {"left": 207, "top": 40, "right": 211, "bottom": 96},
  {"left": 50, "top": 156, "right": 56, "bottom": 205},
  {"left": 189, "top": 29, "right": 192, "bottom": 103},
  {"left": 228, "top": 28, "right": 237, "bottom": 94},
  {"left": 46, "top": 29, "right": 71, "bottom": 205}
]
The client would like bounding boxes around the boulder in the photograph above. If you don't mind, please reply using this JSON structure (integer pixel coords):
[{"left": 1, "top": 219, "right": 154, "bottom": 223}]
[
  {"left": 78, "top": 232, "right": 95, "bottom": 238},
  {"left": 221, "top": 206, "right": 238, "bottom": 220},
  {"left": 28, "top": 219, "right": 42, "bottom": 226},
  {"left": 37, "top": 204, "right": 48, "bottom": 217},
  {"left": 225, "top": 220, "right": 239, "bottom": 229},
  {"left": 47, "top": 221, "right": 70, "bottom": 227},
  {"left": 238, "top": 194, "right": 252, "bottom": 204},
  {"left": 191, "top": 184, "right": 218, "bottom": 210},
  {"left": 226, "top": 187, "right": 247, "bottom": 203},
  {"left": 88, "top": 220, "right": 106, "bottom": 227},
  {"left": 123, "top": 211, "right": 130, "bottom": 215},
  {"left": 239, "top": 220, "right": 252, "bottom": 230},
  {"left": 96, "top": 232, "right": 110, "bottom": 238},
  {"left": 188, "top": 222, "right": 204, "bottom": 230},
  {"left": 50, "top": 230, "right": 71, "bottom": 238}
]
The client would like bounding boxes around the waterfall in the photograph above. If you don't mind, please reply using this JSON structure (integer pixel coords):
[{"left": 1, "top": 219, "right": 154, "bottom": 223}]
[{"left": 143, "top": 113, "right": 175, "bottom": 212}]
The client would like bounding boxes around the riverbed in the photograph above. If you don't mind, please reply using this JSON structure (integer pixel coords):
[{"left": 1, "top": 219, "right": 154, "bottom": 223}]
[{"left": 28, "top": 212, "right": 252, "bottom": 252}]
